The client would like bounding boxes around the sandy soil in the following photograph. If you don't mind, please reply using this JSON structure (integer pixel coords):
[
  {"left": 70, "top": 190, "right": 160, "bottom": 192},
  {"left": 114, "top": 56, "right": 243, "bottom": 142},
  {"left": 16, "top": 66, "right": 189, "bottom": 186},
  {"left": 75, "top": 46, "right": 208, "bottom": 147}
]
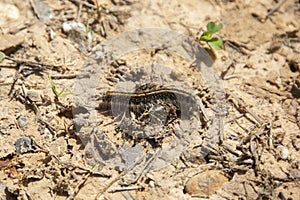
[{"left": 0, "top": 0, "right": 299, "bottom": 199}]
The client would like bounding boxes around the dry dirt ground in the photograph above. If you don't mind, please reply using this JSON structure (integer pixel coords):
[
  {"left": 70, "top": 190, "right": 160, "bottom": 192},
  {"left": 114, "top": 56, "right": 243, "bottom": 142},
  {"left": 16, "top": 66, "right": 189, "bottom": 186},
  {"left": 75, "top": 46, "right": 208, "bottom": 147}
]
[{"left": 0, "top": 0, "right": 300, "bottom": 199}]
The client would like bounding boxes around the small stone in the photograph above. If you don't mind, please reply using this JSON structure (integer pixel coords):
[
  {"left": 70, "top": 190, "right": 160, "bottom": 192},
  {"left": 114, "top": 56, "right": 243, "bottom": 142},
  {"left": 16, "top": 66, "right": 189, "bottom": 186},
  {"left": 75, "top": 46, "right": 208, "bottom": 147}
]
[
  {"left": 22, "top": 69, "right": 34, "bottom": 77},
  {"left": 15, "top": 137, "right": 32, "bottom": 154},
  {"left": 62, "top": 21, "right": 85, "bottom": 33},
  {"left": 184, "top": 170, "right": 229, "bottom": 196},
  {"left": 277, "top": 145, "right": 289, "bottom": 160},
  {"left": 43, "top": 127, "right": 53, "bottom": 140},
  {"left": 27, "top": 90, "right": 42, "bottom": 102},
  {"left": 30, "top": 0, "right": 53, "bottom": 22},
  {"left": 17, "top": 116, "right": 27, "bottom": 129},
  {"left": 149, "top": 180, "right": 155, "bottom": 188}
]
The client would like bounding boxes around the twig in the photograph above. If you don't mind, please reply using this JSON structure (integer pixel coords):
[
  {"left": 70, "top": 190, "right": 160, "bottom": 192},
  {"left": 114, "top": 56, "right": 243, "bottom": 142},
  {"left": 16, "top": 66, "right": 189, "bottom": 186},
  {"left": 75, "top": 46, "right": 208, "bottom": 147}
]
[
  {"left": 94, "top": 156, "right": 144, "bottom": 199},
  {"left": 32, "top": 141, "right": 111, "bottom": 178},
  {"left": 224, "top": 40, "right": 251, "bottom": 55},
  {"left": 266, "top": 0, "right": 287, "bottom": 18},
  {"left": 122, "top": 149, "right": 160, "bottom": 186},
  {"left": 250, "top": 136, "right": 259, "bottom": 168},
  {"left": 66, "top": 172, "right": 91, "bottom": 200},
  {"left": 268, "top": 121, "right": 274, "bottom": 149},
  {"left": 69, "top": 0, "right": 96, "bottom": 9},
  {"left": 223, "top": 75, "right": 240, "bottom": 80},
  {"left": 196, "top": 95, "right": 209, "bottom": 122},
  {"left": 220, "top": 61, "right": 239, "bottom": 80},
  {"left": 95, "top": 171, "right": 128, "bottom": 199},
  {"left": 57, "top": 160, "right": 111, "bottom": 177},
  {"left": 31, "top": 139, "right": 110, "bottom": 199},
  {"left": 8, "top": 65, "right": 23, "bottom": 97},
  {"left": 191, "top": 194, "right": 209, "bottom": 198},
  {"left": 5, "top": 55, "right": 66, "bottom": 97},
  {"left": 216, "top": 110, "right": 226, "bottom": 143},
  {"left": 108, "top": 186, "right": 143, "bottom": 193},
  {"left": 239, "top": 124, "right": 258, "bottom": 146},
  {"left": 49, "top": 74, "right": 76, "bottom": 79},
  {"left": 31, "top": 102, "right": 57, "bottom": 135},
  {"left": 226, "top": 114, "right": 245, "bottom": 123},
  {"left": 76, "top": 1, "right": 83, "bottom": 21},
  {"left": 222, "top": 142, "right": 243, "bottom": 157},
  {"left": 229, "top": 92, "right": 263, "bottom": 126},
  {"left": 15, "top": 83, "right": 57, "bottom": 135},
  {"left": 5, "top": 56, "right": 62, "bottom": 72},
  {"left": 234, "top": 118, "right": 250, "bottom": 133},
  {"left": 250, "top": 123, "right": 268, "bottom": 169}
]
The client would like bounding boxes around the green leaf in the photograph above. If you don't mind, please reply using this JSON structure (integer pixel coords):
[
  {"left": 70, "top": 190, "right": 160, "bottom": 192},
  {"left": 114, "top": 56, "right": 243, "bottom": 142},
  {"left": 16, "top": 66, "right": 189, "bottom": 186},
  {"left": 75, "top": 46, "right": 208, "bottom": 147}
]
[
  {"left": 208, "top": 38, "right": 223, "bottom": 50},
  {"left": 201, "top": 31, "right": 211, "bottom": 36},
  {"left": 59, "top": 92, "right": 69, "bottom": 98},
  {"left": 49, "top": 76, "right": 66, "bottom": 98},
  {"left": 57, "top": 88, "right": 64, "bottom": 96},
  {"left": 200, "top": 33, "right": 212, "bottom": 41},
  {"left": 0, "top": 52, "right": 6, "bottom": 62},
  {"left": 207, "top": 22, "right": 223, "bottom": 34}
]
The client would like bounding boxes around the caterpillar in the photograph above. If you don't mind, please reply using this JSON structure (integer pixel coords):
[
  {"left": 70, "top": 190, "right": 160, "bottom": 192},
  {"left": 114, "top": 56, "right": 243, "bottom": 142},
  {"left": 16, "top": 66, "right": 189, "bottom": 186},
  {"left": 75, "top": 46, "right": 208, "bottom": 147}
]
[{"left": 96, "top": 85, "right": 199, "bottom": 124}]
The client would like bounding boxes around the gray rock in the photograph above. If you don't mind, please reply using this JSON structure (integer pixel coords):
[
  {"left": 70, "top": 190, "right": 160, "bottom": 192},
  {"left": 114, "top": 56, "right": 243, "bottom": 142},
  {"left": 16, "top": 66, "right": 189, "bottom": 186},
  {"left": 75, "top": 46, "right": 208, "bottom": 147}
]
[
  {"left": 15, "top": 137, "right": 32, "bottom": 154},
  {"left": 17, "top": 116, "right": 27, "bottom": 129}
]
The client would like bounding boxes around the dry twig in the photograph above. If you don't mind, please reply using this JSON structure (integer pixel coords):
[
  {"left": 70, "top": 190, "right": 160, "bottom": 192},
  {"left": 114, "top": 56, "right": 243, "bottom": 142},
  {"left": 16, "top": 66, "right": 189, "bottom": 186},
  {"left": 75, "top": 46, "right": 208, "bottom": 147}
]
[
  {"left": 266, "top": 0, "right": 287, "bottom": 19},
  {"left": 68, "top": 0, "right": 96, "bottom": 9},
  {"left": 66, "top": 172, "right": 91, "bottom": 200},
  {"left": 50, "top": 74, "right": 77, "bottom": 79},
  {"left": 228, "top": 92, "right": 263, "bottom": 126},
  {"left": 108, "top": 186, "right": 143, "bottom": 193},
  {"left": 5, "top": 56, "right": 62, "bottom": 72},
  {"left": 95, "top": 156, "right": 144, "bottom": 199}
]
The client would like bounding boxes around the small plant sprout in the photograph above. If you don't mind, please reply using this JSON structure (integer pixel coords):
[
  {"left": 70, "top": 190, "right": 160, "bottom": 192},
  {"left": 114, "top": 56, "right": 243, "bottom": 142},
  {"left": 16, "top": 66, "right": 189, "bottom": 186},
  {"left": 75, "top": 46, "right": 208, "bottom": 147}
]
[
  {"left": 200, "top": 22, "right": 223, "bottom": 50},
  {"left": 0, "top": 52, "right": 6, "bottom": 63},
  {"left": 49, "top": 76, "right": 68, "bottom": 98}
]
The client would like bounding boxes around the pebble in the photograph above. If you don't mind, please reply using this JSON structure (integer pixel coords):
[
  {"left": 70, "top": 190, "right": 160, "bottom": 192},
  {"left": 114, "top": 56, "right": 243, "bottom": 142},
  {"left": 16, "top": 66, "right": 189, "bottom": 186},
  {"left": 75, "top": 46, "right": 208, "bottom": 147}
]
[
  {"left": 62, "top": 21, "right": 85, "bottom": 33},
  {"left": 17, "top": 116, "right": 27, "bottom": 129},
  {"left": 30, "top": 0, "right": 54, "bottom": 22},
  {"left": 15, "top": 137, "right": 32, "bottom": 154},
  {"left": 22, "top": 69, "right": 34, "bottom": 77},
  {"left": 277, "top": 145, "right": 289, "bottom": 160},
  {"left": 184, "top": 170, "right": 228, "bottom": 196},
  {"left": 27, "top": 90, "right": 42, "bottom": 103}
]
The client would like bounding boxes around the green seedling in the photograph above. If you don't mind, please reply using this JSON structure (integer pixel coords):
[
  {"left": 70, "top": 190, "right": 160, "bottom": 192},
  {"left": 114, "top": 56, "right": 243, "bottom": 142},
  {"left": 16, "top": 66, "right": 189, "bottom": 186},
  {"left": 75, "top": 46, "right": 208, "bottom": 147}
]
[
  {"left": 0, "top": 52, "right": 6, "bottom": 63},
  {"left": 49, "top": 76, "right": 68, "bottom": 98},
  {"left": 200, "top": 22, "right": 223, "bottom": 50}
]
